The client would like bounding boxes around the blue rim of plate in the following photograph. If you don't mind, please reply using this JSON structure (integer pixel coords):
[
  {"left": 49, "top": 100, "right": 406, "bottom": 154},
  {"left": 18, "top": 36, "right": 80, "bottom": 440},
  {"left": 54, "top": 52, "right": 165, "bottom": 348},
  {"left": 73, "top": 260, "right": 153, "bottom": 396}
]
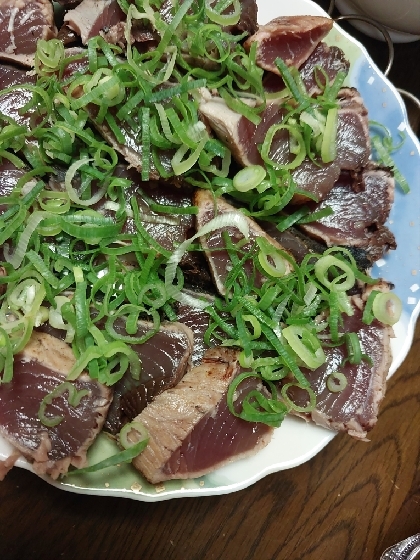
[{"left": 1, "top": 0, "right": 419, "bottom": 501}]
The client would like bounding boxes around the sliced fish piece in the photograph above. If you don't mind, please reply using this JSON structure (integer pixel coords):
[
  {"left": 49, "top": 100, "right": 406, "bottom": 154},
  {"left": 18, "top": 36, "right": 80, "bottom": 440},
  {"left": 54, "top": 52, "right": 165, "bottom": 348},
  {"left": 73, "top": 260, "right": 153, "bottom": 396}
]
[
  {"left": 132, "top": 347, "right": 273, "bottom": 483},
  {"left": 195, "top": 189, "right": 293, "bottom": 295},
  {"left": 243, "top": 15, "right": 333, "bottom": 75},
  {"left": 0, "top": 332, "right": 112, "bottom": 479},
  {"left": 0, "top": 0, "right": 56, "bottom": 66},
  {"left": 283, "top": 293, "right": 394, "bottom": 440},
  {"left": 104, "top": 319, "right": 194, "bottom": 434},
  {"left": 299, "top": 164, "right": 396, "bottom": 263}
]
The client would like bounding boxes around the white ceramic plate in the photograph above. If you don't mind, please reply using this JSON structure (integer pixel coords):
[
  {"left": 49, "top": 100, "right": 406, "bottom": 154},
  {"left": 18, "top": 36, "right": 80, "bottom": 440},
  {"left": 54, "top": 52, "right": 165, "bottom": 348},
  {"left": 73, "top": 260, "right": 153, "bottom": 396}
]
[{"left": 1, "top": 0, "right": 419, "bottom": 502}]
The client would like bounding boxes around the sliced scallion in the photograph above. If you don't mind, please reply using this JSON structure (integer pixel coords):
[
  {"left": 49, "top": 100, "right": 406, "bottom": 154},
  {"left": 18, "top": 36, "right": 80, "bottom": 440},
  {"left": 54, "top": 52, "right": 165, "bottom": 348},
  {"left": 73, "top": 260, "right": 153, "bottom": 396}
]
[
  {"left": 372, "top": 292, "right": 402, "bottom": 326},
  {"left": 282, "top": 325, "right": 325, "bottom": 369},
  {"left": 326, "top": 372, "right": 347, "bottom": 393},
  {"left": 232, "top": 165, "right": 266, "bottom": 192},
  {"left": 281, "top": 382, "right": 316, "bottom": 413},
  {"left": 314, "top": 255, "right": 355, "bottom": 293},
  {"left": 38, "top": 382, "right": 90, "bottom": 428}
]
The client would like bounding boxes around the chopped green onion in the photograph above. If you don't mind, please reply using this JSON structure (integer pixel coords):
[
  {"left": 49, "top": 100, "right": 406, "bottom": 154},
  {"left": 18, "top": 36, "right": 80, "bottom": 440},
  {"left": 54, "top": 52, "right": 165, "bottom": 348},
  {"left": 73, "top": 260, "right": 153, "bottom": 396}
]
[
  {"left": 64, "top": 158, "right": 107, "bottom": 206},
  {"left": 362, "top": 289, "right": 380, "bottom": 325},
  {"left": 205, "top": 0, "right": 241, "bottom": 26},
  {"left": 35, "top": 39, "right": 65, "bottom": 75},
  {"left": 326, "top": 372, "right": 347, "bottom": 393},
  {"left": 165, "top": 212, "right": 249, "bottom": 309},
  {"left": 260, "top": 123, "right": 306, "bottom": 171},
  {"left": 232, "top": 165, "right": 266, "bottom": 192},
  {"left": 372, "top": 292, "right": 402, "bottom": 326},
  {"left": 314, "top": 255, "right": 355, "bottom": 293},
  {"left": 371, "top": 134, "right": 410, "bottom": 193},
  {"left": 4, "top": 211, "right": 53, "bottom": 269},
  {"left": 281, "top": 382, "right": 316, "bottom": 413},
  {"left": 256, "top": 237, "right": 288, "bottom": 278},
  {"left": 119, "top": 420, "right": 149, "bottom": 451},
  {"left": 320, "top": 107, "right": 338, "bottom": 163},
  {"left": 345, "top": 332, "right": 362, "bottom": 365},
  {"left": 64, "top": 425, "right": 149, "bottom": 477},
  {"left": 0, "top": 327, "right": 13, "bottom": 384},
  {"left": 282, "top": 325, "right": 325, "bottom": 369},
  {"left": 38, "top": 382, "right": 90, "bottom": 427},
  {"left": 227, "top": 372, "right": 288, "bottom": 428}
]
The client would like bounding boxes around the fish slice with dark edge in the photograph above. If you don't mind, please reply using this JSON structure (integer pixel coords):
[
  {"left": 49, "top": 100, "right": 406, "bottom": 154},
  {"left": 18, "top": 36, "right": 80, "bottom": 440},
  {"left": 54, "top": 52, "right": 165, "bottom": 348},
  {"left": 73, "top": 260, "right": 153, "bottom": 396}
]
[
  {"left": 0, "top": 0, "right": 56, "bottom": 66},
  {"left": 104, "top": 319, "right": 194, "bottom": 434},
  {"left": 281, "top": 288, "right": 394, "bottom": 440},
  {"left": 258, "top": 222, "right": 326, "bottom": 264},
  {"left": 263, "top": 42, "right": 350, "bottom": 97},
  {"left": 298, "top": 163, "right": 396, "bottom": 263},
  {"left": 0, "top": 331, "right": 112, "bottom": 480},
  {"left": 260, "top": 221, "right": 373, "bottom": 273},
  {"left": 243, "top": 15, "right": 333, "bottom": 74},
  {"left": 63, "top": 0, "right": 126, "bottom": 45},
  {"left": 131, "top": 347, "right": 274, "bottom": 484},
  {"left": 198, "top": 87, "right": 370, "bottom": 204},
  {"left": 194, "top": 188, "right": 293, "bottom": 296}
]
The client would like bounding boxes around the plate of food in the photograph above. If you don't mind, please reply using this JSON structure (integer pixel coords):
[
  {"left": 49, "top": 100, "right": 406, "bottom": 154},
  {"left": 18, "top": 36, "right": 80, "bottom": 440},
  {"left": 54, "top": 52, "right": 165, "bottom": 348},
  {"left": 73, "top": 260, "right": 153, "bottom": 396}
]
[{"left": 0, "top": 0, "right": 419, "bottom": 502}]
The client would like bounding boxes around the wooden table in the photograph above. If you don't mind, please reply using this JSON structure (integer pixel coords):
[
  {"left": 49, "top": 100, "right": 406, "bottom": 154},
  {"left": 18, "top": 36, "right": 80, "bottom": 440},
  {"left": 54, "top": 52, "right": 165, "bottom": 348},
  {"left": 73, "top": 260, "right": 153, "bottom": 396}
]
[{"left": 1, "top": 2, "right": 419, "bottom": 559}]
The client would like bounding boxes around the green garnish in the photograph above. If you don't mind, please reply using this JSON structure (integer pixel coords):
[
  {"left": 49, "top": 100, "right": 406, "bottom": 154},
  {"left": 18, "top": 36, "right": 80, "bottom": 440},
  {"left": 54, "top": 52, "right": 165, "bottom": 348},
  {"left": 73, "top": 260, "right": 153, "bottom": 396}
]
[
  {"left": 38, "top": 382, "right": 90, "bottom": 427},
  {"left": 370, "top": 122, "right": 410, "bottom": 193},
  {"left": 326, "top": 372, "right": 347, "bottom": 393},
  {"left": 65, "top": 421, "right": 149, "bottom": 476}
]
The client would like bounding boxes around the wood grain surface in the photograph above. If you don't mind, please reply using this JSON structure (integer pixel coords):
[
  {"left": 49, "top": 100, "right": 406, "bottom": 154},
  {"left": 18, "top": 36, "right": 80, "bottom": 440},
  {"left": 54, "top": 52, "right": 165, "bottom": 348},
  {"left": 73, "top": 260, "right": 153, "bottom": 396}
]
[{"left": 0, "top": 2, "right": 419, "bottom": 559}]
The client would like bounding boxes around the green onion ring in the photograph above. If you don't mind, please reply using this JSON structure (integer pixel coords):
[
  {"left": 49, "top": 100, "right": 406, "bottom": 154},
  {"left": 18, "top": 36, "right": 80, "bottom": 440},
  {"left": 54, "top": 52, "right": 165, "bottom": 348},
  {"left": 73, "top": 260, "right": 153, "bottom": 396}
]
[
  {"left": 281, "top": 382, "right": 316, "bottom": 413},
  {"left": 118, "top": 421, "right": 149, "bottom": 451},
  {"left": 232, "top": 165, "right": 266, "bottom": 193},
  {"left": 326, "top": 372, "right": 348, "bottom": 393},
  {"left": 38, "top": 382, "right": 90, "bottom": 427},
  {"left": 372, "top": 292, "right": 402, "bottom": 326},
  {"left": 282, "top": 325, "right": 326, "bottom": 369},
  {"left": 314, "top": 255, "right": 356, "bottom": 292}
]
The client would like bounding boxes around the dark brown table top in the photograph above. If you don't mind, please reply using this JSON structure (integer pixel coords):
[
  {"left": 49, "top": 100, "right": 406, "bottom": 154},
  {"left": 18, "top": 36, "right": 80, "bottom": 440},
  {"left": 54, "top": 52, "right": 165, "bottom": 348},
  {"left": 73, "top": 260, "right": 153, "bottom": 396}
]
[{"left": 1, "top": 2, "right": 419, "bottom": 559}]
